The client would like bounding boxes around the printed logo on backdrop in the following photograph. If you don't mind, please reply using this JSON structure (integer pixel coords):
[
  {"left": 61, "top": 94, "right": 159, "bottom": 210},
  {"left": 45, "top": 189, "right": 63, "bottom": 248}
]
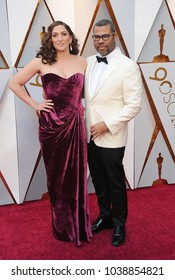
[
  {"left": 137, "top": 17, "right": 175, "bottom": 186},
  {"left": 148, "top": 23, "right": 175, "bottom": 153},
  {"left": 140, "top": 60, "right": 175, "bottom": 178},
  {"left": 142, "top": 63, "right": 175, "bottom": 152},
  {"left": 139, "top": 23, "right": 175, "bottom": 162},
  {"left": 30, "top": 74, "right": 42, "bottom": 88}
]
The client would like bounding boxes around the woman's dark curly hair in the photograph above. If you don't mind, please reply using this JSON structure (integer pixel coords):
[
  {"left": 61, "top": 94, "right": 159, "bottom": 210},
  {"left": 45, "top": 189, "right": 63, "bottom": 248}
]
[{"left": 36, "top": 20, "right": 79, "bottom": 65}]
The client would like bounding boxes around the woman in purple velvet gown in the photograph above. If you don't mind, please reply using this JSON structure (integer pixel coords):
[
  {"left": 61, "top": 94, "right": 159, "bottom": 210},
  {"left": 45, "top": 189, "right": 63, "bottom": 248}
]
[{"left": 9, "top": 21, "right": 92, "bottom": 246}]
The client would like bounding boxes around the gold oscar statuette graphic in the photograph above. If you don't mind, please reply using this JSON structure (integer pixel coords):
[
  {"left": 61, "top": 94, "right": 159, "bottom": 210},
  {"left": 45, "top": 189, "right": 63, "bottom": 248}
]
[
  {"left": 40, "top": 26, "right": 46, "bottom": 42},
  {"left": 153, "top": 24, "right": 170, "bottom": 62},
  {"left": 152, "top": 153, "right": 168, "bottom": 185}
]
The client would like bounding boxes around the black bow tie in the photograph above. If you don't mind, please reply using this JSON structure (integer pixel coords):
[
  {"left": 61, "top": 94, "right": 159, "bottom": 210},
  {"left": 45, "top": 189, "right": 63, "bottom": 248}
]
[{"left": 96, "top": 56, "right": 108, "bottom": 64}]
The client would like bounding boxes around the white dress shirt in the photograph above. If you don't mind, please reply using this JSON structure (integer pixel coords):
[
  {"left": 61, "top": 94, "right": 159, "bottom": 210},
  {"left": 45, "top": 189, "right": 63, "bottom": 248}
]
[{"left": 90, "top": 48, "right": 119, "bottom": 97}]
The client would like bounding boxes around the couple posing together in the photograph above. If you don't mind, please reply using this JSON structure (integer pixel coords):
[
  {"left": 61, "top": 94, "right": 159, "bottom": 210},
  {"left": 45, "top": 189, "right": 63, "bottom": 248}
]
[{"left": 9, "top": 19, "right": 143, "bottom": 247}]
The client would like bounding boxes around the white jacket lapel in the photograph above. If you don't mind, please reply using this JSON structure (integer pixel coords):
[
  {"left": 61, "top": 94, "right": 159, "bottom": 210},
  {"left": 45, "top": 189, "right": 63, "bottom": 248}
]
[
  {"left": 94, "top": 60, "right": 119, "bottom": 96},
  {"left": 86, "top": 49, "right": 122, "bottom": 100}
]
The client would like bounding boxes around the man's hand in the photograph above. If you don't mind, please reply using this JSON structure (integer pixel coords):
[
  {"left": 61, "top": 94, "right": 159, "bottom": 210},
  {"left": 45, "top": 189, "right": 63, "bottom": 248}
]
[{"left": 90, "top": 122, "right": 109, "bottom": 140}]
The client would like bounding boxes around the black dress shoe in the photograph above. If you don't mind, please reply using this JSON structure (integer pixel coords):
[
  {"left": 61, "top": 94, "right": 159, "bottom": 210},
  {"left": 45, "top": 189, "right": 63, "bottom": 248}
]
[
  {"left": 91, "top": 217, "right": 113, "bottom": 233},
  {"left": 112, "top": 225, "right": 126, "bottom": 247}
]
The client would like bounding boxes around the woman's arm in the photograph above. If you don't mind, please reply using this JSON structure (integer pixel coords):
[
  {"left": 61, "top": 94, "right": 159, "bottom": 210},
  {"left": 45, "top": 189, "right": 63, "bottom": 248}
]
[{"left": 9, "top": 58, "right": 53, "bottom": 112}]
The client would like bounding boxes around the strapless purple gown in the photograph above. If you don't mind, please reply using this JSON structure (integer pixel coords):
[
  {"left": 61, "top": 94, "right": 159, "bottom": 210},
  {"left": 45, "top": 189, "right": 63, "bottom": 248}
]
[{"left": 39, "top": 73, "right": 92, "bottom": 246}]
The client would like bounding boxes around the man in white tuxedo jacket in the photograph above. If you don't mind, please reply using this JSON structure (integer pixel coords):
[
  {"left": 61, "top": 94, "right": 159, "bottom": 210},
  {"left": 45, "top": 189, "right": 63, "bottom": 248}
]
[{"left": 85, "top": 19, "right": 143, "bottom": 247}]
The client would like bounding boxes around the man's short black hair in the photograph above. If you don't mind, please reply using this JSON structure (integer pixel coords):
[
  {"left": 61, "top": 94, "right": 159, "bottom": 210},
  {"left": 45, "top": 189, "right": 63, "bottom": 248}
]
[{"left": 93, "top": 19, "right": 116, "bottom": 33}]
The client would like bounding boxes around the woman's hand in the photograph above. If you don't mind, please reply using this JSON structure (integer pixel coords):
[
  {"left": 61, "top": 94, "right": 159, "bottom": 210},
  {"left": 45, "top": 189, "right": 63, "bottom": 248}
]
[{"left": 36, "top": 99, "right": 54, "bottom": 112}]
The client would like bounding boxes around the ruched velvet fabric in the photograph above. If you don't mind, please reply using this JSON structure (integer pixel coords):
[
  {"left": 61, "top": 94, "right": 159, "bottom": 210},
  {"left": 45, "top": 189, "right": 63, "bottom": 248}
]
[{"left": 39, "top": 73, "right": 92, "bottom": 246}]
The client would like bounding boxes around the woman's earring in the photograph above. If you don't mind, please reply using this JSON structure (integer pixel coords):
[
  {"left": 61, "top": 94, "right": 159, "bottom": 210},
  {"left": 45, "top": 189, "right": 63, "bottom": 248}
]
[{"left": 69, "top": 43, "right": 72, "bottom": 52}]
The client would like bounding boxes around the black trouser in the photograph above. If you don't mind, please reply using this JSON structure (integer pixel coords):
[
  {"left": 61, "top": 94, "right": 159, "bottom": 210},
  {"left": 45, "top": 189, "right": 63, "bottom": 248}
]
[{"left": 88, "top": 140, "right": 128, "bottom": 226}]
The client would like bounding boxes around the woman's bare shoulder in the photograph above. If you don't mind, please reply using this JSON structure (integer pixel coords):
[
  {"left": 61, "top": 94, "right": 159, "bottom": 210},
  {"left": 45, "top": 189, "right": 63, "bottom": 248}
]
[
  {"left": 22, "top": 57, "right": 44, "bottom": 74},
  {"left": 28, "top": 57, "right": 43, "bottom": 66},
  {"left": 22, "top": 57, "right": 42, "bottom": 70}
]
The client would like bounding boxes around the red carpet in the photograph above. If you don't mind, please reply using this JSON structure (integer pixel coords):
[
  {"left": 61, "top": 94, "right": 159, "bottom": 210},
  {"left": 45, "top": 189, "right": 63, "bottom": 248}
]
[{"left": 0, "top": 184, "right": 175, "bottom": 260}]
